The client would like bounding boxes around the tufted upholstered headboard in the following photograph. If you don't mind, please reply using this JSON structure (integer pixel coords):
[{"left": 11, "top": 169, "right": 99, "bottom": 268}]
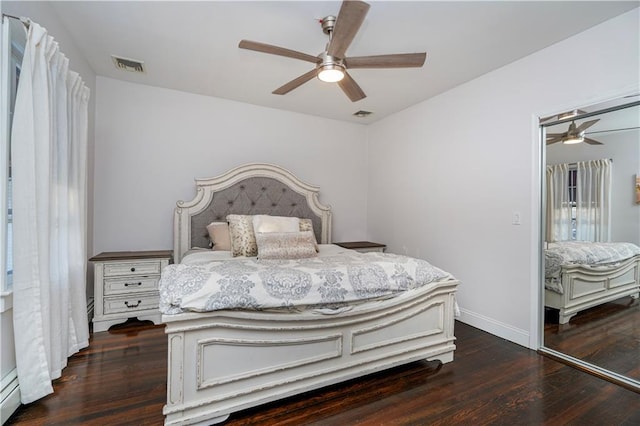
[{"left": 174, "top": 163, "right": 332, "bottom": 262}]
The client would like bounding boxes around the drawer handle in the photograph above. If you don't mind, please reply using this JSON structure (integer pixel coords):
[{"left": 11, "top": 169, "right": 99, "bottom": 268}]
[
  {"left": 125, "top": 300, "right": 142, "bottom": 309},
  {"left": 130, "top": 267, "right": 136, "bottom": 272},
  {"left": 124, "top": 282, "right": 142, "bottom": 287}
]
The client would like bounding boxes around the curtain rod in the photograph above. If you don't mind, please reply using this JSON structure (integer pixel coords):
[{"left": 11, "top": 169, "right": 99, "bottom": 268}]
[
  {"left": 550, "top": 158, "right": 613, "bottom": 167},
  {"left": 2, "top": 13, "right": 30, "bottom": 28}
]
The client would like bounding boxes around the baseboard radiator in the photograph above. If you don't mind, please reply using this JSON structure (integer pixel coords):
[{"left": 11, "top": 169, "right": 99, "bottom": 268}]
[
  {"left": 87, "top": 297, "right": 94, "bottom": 325},
  {"left": 0, "top": 368, "right": 20, "bottom": 425}
]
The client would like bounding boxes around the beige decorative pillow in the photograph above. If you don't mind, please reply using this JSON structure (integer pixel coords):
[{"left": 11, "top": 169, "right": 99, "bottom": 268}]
[
  {"left": 206, "top": 222, "right": 232, "bottom": 251},
  {"left": 255, "top": 231, "right": 318, "bottom": 260},
  {"left": 226, "top": 214, "right": 257, "bottom": 257},
  {"left": 252, "top": 215, "right": 300, "bottom": 233},
  {"left": 299, "top": 218, "right": 319, "bottom": 251}
]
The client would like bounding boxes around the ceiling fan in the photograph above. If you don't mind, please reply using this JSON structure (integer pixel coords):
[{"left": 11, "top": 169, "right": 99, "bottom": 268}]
[
  {"left": 546, "top": 119, "right": 602, "bottom": 145},
  {"left": 238, "top": 0, "right": 426, "bottom": 102}
]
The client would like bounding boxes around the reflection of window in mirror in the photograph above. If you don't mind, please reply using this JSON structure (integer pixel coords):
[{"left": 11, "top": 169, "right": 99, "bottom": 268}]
[
  {"left": 545, "top": 100, "right": 639, "bottom": 244},
  {"left": 546, "top": 159, "right": 611, "bottom": 242}
]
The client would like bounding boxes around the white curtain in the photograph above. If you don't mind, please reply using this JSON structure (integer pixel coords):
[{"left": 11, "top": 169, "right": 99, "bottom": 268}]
[
  {"left": 575, "top": 159, "right": 611, "bottom": 242},
  {"left": 11, "top": 20, "right": 90, "bottom": 404},
  {"left": 546, "top": 163, "right": 572, "bottom": 242}
]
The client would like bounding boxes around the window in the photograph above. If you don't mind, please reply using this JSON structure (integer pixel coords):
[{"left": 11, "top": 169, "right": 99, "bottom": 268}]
[
  {"left": 547, "top": 159, "right": 611, "bottom": 243},
  {"left": 6, "top": 164, "right": 12, "bottom": 289},
  {"left": 1, "top": 17, "right": 24, "bottom": 298},
  {"left": 568, "top": 168, "right": 577, "bottom": 240}
]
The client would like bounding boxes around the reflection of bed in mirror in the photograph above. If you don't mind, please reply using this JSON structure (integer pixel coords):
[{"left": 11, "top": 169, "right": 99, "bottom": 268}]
[
  {"left": 160, "top": 163, "right": 460, "bottom": 426},
  {"left": 544, "top": 241, "right": 640, "bottom": 324}
]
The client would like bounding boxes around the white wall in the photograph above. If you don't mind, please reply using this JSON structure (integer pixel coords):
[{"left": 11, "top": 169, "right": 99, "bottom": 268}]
[
  {"left": 367, "top": 9, "right": 639, "bottom": 348},
  {"left": 547, "top": 129, "right": 640, "bottom": 245},
  {"left": 93, "top": 77, "right": 368, "bottom": 254}
]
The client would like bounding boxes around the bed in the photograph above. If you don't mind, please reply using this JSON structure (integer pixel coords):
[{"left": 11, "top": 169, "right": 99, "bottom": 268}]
[
  {"left": 544, "top": 241, "right": 640, "bottom": 324},
  {"left": 160, "top": 163, "right": 459, "bottom": 426}
]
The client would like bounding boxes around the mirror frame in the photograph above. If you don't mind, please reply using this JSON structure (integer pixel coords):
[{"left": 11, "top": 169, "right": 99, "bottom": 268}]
[{"left": 537, "top": 97, "right": 640, "bottom": 394}]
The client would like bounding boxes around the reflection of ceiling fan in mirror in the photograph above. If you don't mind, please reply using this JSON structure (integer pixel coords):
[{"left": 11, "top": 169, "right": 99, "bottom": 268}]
[
  {"left": 546, "top": 119, "right": 602, "bottom": 145},
  {"left": 540, "top": 109, "right": 586, "bottom": 124},
  {"left": 238, "top": 0, "right": 427, "bottom": 102}
]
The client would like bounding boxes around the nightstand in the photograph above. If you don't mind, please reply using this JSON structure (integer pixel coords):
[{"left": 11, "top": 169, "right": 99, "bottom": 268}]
[
  {"left": 334, "top": 241, "right": 386, "bottom": 253},
  {"left": 89, "top": 250, "right": 172, "bottom": 332}
]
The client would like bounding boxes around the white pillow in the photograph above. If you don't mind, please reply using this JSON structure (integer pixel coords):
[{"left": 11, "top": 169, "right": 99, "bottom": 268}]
[{"left": 252, "top": 215, "right": 300, "bottom": 234}]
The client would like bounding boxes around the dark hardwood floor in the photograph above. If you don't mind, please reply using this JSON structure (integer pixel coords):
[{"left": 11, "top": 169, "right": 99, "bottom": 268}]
[
  {"left": 7, "top": 319, "right": 640, "bottom": 425},
  {"left": 544, "top": 295, "right": 640, "bottom": 380}
]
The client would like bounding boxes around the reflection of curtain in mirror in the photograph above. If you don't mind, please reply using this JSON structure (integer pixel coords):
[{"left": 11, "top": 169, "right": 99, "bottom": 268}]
[
  {"left": 546, "top": 163, "right": 572, "bottom": 241},
  {"left": 576, "top": 159, "right": 611, "bottom": 242}
]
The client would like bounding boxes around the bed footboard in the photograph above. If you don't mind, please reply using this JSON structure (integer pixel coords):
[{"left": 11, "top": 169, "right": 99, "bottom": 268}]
[
  {"left": 162, "top": 279, "right": 458, "bottom": 426},
  {"left": 545, "top": 255, "right": 640, "bottom": 324}
]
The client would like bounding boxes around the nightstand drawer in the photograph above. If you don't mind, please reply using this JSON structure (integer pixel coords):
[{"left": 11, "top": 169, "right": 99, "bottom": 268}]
[
  {"left": 103, "top": 293, "right": 160, "bottom": 315},
  {"left": 103, "top": 261, "right": 161, "bottom": 277},
  {"left": 104, "top": 276, "right": 160, "bottom": 295}
]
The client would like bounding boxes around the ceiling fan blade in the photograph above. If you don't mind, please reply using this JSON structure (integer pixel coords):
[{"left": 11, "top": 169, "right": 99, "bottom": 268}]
[
  {"left": 345, "top": 53, "right": 426, "bottom": 69},
  {"left": 587, "top": 126, "right": 640, "bottom": 135},
  {"left": 546, "top": 133, "right": 564, "bottom": 139},
  {"left": 575, "top": 119, "right": 599, "bottom": 132},
  {"left": 272, "top": 69, "right": 318, "bottom": 95},
  {"left": 337, "top": 71, "right": 366, "bottom": 102},
  {"left": 239, "top": 40, "right": 320, "bottom": 64},
  {"left": 546, "top": 137, "right": 563, "bottom": 145},
  {"left": 583, "top": 137, "right": 603, "bottom": 145},
  {"left": 327, "top": 0, "right": 370, "bottom": 59}
]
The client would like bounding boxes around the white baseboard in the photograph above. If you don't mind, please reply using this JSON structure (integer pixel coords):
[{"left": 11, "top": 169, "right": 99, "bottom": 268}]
[
  {"left": 458, "top": 308, "right": 532, "bottom": 349},
  {"left": 0, "top": 369, "right": 20, "bottom": 425}
]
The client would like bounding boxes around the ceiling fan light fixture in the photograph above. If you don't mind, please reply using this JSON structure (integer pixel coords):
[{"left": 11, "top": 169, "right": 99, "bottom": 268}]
[
  {"left": 558, "top": 110, "right": 581, "bottom": 121},
  {"left": 317, "top": 63, "right": 345, "bottom": 83},
  {"left": 563, "top": 135, "right": 584, "bottom": 144}
]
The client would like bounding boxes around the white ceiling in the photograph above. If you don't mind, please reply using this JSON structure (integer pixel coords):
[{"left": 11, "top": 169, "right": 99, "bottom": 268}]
[{"left": 48, "top": 1, "right": 638, "bottom": 124}]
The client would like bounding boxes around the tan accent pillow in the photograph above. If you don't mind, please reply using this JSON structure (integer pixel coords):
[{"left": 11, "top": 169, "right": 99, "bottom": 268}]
[
  {"left": 299, "top": 218, "right": 319, "bottom": 252},
  {"left": 206, "top": 222, "right": 232, "bottom": 251},
  {"left": 255, "top": 231, "right": 318, "bottom": 260},
  {"left": 226, "top": 214, "right": 257, "bottom": 257}
]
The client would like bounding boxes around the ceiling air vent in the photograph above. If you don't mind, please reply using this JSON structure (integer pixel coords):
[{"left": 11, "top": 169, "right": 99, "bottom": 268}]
[
  {"left": 111, "top": 55, "right": 145, "bottom": 73},
  {"left": 353, "top": 110, "right": 373, "bottom": 118}
]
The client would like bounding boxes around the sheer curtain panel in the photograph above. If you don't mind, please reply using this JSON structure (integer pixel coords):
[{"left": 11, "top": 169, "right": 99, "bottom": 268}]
[
  {"left": 576, "top": 159, "right": 611, "bottom": 242},
  {"left": 546, "top": 163, "right": 572, "bottom": 242},
  {"left": 11, "top": 20, "right": 90, "bottom": 404}
]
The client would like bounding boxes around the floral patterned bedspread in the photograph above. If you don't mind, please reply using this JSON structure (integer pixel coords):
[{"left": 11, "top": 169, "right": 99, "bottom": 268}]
[
  {"left": 159, "top": 251, "right": 454, "bottom": 314},
  {"left": 544, "top": 241, "right": 640, "bottom": 293}
]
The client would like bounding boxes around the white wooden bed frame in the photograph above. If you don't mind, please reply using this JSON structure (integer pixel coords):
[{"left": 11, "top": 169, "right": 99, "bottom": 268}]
[
  {"left": 162, "top": 163, "right": 459, "bottom": 425},
  {"left": 545, "top": 255, "right": 640, "bottom": 324}
]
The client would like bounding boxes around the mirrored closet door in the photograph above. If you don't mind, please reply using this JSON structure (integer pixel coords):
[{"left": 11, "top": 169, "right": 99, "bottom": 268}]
[{"left": 539, "top": 96, "right": 640, "bottom": 391}]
